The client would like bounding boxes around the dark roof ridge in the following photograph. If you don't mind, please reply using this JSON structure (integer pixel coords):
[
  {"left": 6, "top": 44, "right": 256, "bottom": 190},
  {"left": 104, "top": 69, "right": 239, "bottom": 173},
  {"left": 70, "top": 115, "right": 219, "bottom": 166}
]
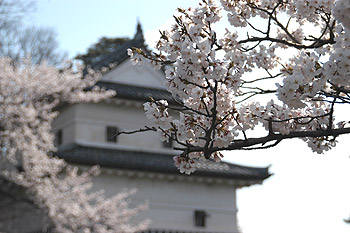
[
  {"left": 90, "top": 22, "right": 147, "bottom": 71},
  {"left": 98, "top": 80, "right": 167, "bottom": 92},
  {"left": 95, "top": 81, "right": 178, "bottom": 104},
  {"left": 56, "top": 143, "right": 271, "bottom": 181},
  {"left": 89, "top": 39, "right": 143, "bottom": 70}
]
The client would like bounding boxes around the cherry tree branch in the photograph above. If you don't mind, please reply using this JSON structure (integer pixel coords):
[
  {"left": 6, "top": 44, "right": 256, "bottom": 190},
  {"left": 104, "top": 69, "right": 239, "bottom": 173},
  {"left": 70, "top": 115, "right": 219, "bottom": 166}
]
[
  {"left": 184, "top": 127, "right": 350, "bottom": 153},
  {"left": 238, "top": 36, "right": 335, "bottom": 50},
  {"left": 239, "top": 1, "right": 336, "bottom": 50},
  {"left": 117, "top": 126, "right": 156, "bottom": 135}
]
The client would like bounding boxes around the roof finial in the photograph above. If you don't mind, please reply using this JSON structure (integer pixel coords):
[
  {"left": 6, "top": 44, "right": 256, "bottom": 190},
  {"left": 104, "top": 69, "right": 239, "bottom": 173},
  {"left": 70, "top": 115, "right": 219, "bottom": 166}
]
[{"left": 134, "top": 18, "right": 144, "bottom": 42}]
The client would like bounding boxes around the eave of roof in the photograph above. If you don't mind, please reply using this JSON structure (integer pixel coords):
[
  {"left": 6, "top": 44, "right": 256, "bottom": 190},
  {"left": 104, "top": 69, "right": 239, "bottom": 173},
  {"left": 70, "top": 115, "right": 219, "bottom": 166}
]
[
  {"left": 56, "top": 144, "right": 271, "bottom": 181},
  {"left": 96, "top": 81, "right": 177, "bottom": 104}
]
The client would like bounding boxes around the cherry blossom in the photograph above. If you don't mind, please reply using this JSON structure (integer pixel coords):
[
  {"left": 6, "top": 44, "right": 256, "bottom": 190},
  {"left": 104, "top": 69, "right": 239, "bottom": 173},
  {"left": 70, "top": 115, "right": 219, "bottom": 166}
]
[
  {"left": 0, "top": 58, "right": 149, "bottom": 232},
  {"left": 127, "top": 0, "right": 350, "bottom": 175},
  {"left": 333, "top": 0, "right": 350, "bottom": 29}
]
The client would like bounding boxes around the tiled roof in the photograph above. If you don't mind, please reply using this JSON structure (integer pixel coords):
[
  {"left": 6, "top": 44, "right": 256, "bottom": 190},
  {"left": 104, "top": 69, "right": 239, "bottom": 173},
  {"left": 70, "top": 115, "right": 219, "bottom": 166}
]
[
  {"left": 90, "top": 22, "right": 146, "bottom": 71},
  {"left": 90, "top": 38, "right": 145, "bottom": 70},
  {"left": 56, "top": 144, "right": 270, "bottom": 181},
  {"left": 86, "top": 23, "right": 177, "bottom": 104},
  {"left": 96, "top": 81, "right": 177, "bottom": 104}
]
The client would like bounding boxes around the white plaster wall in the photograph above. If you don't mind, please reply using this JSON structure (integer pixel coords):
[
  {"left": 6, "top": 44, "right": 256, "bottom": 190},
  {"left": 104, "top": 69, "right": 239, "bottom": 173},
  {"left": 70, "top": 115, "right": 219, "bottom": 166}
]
[
  {"left": 71, "top": 102, "right": 170, "bottom": 151},
  {"left": 92, "top": 173, "right": 239, "bottom": 233},
  {"left": 101, "top": 60, "right": 166, "bottom": 89},
  {"left": 52, "top": 105, "right": 76, "bottom": 146},
  {"left": 51, "top": 58, "right": 242, "bottom": 233},
  {"left": 53, "top": 103, "right": 240, "bottom": 232},
  {"left": 52, "top": 59, "right": 169, "bottom": 150},
  {"left": 52, "top": 102, "right": 173, "bottom": 151}
]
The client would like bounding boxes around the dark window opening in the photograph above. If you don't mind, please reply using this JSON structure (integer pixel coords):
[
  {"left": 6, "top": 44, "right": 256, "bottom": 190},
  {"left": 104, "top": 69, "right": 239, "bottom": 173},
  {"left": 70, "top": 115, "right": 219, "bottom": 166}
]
[
  {"left": 162, "top": 135, "right": 173, "bottom": 148},
  {"left": 54, "top": 129, "right": 62, "bottom": 146},
  {"left": 194, "top": 210, "right": 207, "bottom": 227},
  {"left": 106, "top": 126, "right": 118, "bottom": 143}
]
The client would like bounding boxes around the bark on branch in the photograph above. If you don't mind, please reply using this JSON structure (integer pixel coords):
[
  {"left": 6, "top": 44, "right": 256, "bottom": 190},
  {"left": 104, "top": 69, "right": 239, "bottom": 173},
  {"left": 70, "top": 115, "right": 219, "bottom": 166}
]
[{"left": 185, "top": 127, "right": 350, "bottom": 153}]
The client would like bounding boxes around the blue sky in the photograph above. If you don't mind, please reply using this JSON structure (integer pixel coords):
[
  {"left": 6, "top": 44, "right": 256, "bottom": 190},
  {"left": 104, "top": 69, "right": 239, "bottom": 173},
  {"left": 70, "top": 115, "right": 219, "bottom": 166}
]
[
  {"left": 31, "top": 1, "right": 350, "bottom": 233},
  {"left": 30, "top": 0, "right": 199, "bottom": 58}
]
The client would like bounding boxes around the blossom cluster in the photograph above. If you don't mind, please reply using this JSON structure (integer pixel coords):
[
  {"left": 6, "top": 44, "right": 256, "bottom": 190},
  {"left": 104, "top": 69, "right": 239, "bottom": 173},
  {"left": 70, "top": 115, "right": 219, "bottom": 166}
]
[
  {"left": 333, "top": 0, "right": 350, "bottom": 29},
  {"left": 173, "top": 151, "right": 224, "bottom": 175},
  {"left": 129, "top": 0, "right": 349, "bottom": 174},
  {"left": 0, "top": 58, "right": 149, "bottom": 232},
  {"left": 276, "top": 52, "right": 325, "bottom": 109}
]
